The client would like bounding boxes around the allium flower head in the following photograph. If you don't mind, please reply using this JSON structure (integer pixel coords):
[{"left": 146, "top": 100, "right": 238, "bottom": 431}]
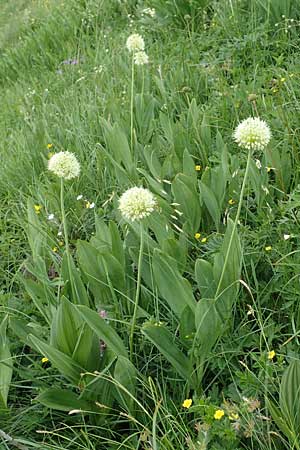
[
  {"left": 134, "top": 51, "right": 149, "bottom": 65},
  {"left": 126, "top": 33, "right": 145, "bottom": 52},
  {"left": 48, "top": 151, "right": 80, "bottom": 180},
  {"left": 233, "top": 117, "right": 271, "bottom": 150},
  {"left": 119, "top": 187, "right": 156, "bottom": 221}
]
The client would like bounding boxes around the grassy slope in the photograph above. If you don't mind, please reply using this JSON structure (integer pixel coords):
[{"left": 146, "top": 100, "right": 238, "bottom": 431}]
[{"left": 0, "top": 0, "right": 300, "bottom": 448}]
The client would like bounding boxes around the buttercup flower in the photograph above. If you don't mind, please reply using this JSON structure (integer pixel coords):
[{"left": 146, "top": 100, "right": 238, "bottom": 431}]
[
  {"left": 182, "top": 399, "right": 192, "bottom": 409},
  {"left": 48, "top": 151, "right": 80, "bottom": 180},
  {"left": 126, "top": 33, "right": 145, "bottom": 52},
  {"left": 233, "top": 117, "right": 271, "bottom": 150},
  {"left": 119, "top": 187, "right": 156, "bottom": 221},
  {"left": 214, "top": 409, "right": 225, "bottom": 420},
  {"left": 268, "top": 350, "right": 276, "bottom": 360},
  {"left": 134, "top": 51, "right": 149, "bottom": 65},
  {"left": 34, "top": 204, "right": 42, "bottom": 214}
]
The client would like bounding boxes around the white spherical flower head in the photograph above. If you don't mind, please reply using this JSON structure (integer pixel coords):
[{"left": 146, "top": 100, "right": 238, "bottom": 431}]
[
  {"left": 48, "top": 151, "right": 80, "bottom": 180},
  {"left": 126, "top": 33, "right": 145, "bottom": 52},
  {"left": 134, "top": 51, "right": 149, "bottom": 65},
  {"left": 119, "top": 187, "right": 156, "bottom": 221},
  {"left": 233, "top": 117, "right": 271, "bottom": 150}
]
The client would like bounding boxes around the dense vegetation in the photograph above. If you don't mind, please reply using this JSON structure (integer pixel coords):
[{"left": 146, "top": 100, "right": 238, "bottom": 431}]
[{"left": 1, "top": 0, "right": 300, "bottom": 449}]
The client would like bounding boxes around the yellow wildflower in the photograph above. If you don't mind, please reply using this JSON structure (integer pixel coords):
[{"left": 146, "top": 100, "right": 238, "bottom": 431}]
[
  {"left": 266, "top": 167, "right": 272, "bottom": 173},
  {"left": 52, "top": 247, "right": 58, "bottom": 252},
  {"left": 214, "top": 409, "right": 225, "bottom": 420},
  {"left": 194, "top": 232, "right": 201, "bottom": 240},
  {"left": 265, "top": 246, "right": 272, "bottom": 252},
  {"left": 41, "top": 357, "right": 49, "bottom": 364},
  {"left": 182, "top": 399, "right": 192, "bottom": 409},
  {"left": 268, "top": 350, "right": 276, "bottom": 360},
  {"left": 201, "top": 237, "right": 207, "bottom": 243},
  {"left": 47, "top": 143, "right": 53, "bottom": 149},
  {"left": 58, "top": 241, "right": 64, "bottom": 247},
  {"left": 229, "top": 413, "right": 239, "bottom": 420},
  {"left": 228, "top": 199, "right": 235, "bottom": 205},
  {"left": 280, "top": 77, "right": 286, "bottom": 83},
  {"left": 195, "top": 165, "right": 201, "bottom": 171},
  {"left": 34, "top": 204, "right": 42, "bottom": 214}
]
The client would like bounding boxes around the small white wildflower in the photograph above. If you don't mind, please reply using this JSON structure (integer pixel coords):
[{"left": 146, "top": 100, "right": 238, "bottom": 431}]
[
  {"left": 283, "top": 234, "right": 291, "bottom": 240},
  {"left": 119, "top": 187, "right": 156, "bottom": 221},
  {"left": 142, "top": 7, "right": 156, "bottom": 17},
  {"left": 85, "top": 201, "right": 95, "bottom": 209},
  {"left": 57, "top": 231, "right": 63, "bottom": 236},
  {"left": 126, "top": 33, "right": 145, "bottom": 52},
  {"left": 48, "top": 214, "right": 55, "bottom": 220},
  {"left": 134, "top": 51, "right": 149, "bottom": 65},
  {"left": 262, "top": 185, "right": 269, "bottom": 195},
  {"left": 255, "top": 159, "right": 262, "bottom": 169},
  {"left": 76, "top": 194, "right": 83, "bottom": 200},
  {"left": 48, "top": 151, "right": 80, "bottom": 180},
  {"left": 233, "top": 117, "right": 271, "bottom": 151}
]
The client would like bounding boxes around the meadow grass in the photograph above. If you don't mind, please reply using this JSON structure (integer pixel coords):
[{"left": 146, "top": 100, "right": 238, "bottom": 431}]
[{"left": 1, "top": 0, "right": 300, "bottom": 449}]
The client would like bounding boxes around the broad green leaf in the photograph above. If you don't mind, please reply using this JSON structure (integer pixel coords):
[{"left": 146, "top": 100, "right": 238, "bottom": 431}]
[
  {"left": 76, "top": 306, "right": 128, "bottom": 358},
  {"left": 195, "top": 259, "right": 216, "bottom": 298},
  {"left": 37, "top": 388, "right": 92, "bottom": 412},
  {"left": 109, "top": 221, "right": 125, "bottom": 269},
  {"left": 199, "top": 181, "right": 221, "bottom": 231},
  {"left": 29, "top": 334, "right": 83, "bottom": 384},
  {"left": 61, "top": 253, "right": 90, "bottom": 306},
  {"left": 280, "top": 359, "right": 300, "bottom": 435},
  {"left": 142, "top": 147, "right": 161, "bottom": 179},
  {"left": 50, "top": 297, "right": 97, "bottom": 371},
  {"left": 114, "top": 356, "right": 136, "bottom": 413},
  {"left": 182, "top": 149, "right": 197, "bottom": 181},
  {"left": 172, "top": 173, "right": 201, "bottom": 234},
  {"left": 152, "top": 249, "right": 196, "bottom": 317},
  {"left": 142, "top": 321, "right": 195, "bottom": 386},
  {"left": 101, "top": 120, "right": 133, "bottom": 175},
  {"left": 179, "top": 305, "right": 195, "bottom": 344},
  {"left": 0, "top": 316, "right": 13, "bottom": 408},
  {"left": 50, "top": 297, "right": 80, "bottom": 356},
  {"left": 194, "top": 299, "right": 221, "bottom": 353},
  {"left": 213, "top": 218, "right": 242, "bottom": 319},
  {"left": 267, "top": 398, "right": 295, "bottom": 444},
  {"left": 77, "top": 240, "right": 125, "bottom": 306}
]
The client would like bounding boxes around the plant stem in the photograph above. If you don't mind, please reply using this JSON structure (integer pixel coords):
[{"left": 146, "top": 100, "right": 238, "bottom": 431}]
[
  {"left": 129, "top": 224, "right": 144, "bottom": 361},
  {"left": 214, "top": 149, "right": 252, "bottom": 301},
  {"left": 130, "top": 54, "right": 135, "bottom": 152},
  {"left": 0, "top": 429, "right": 29, "bottom": 450},
  {"left": 60, "top": 178, "right": 76, "bottom": 301}
]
